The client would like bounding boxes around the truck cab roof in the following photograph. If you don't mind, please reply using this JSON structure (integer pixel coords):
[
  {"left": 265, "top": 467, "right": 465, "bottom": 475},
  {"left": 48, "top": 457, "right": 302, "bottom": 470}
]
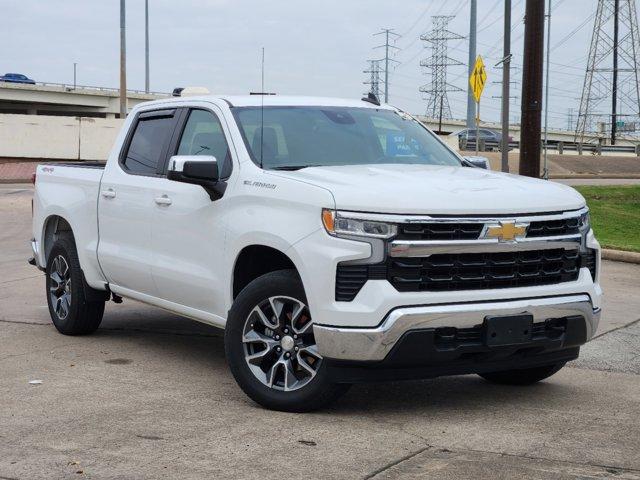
[{"left": 136, "top": 95, "right": 395, "bottom": 110}]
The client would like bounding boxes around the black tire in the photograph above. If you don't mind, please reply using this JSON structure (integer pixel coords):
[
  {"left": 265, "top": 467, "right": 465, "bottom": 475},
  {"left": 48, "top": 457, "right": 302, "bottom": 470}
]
[
  {"left": 225, "top": 270, "right": 350, "bottom": 412},
  {"left": 45, "top": 234, "right": 105, "bottom": 335},
  {"left": 479, "top": 362, "right": 566, "bottom": 386}
]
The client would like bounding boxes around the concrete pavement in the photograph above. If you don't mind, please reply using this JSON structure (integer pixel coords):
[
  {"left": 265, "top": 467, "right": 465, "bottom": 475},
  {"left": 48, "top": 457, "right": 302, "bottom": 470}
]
[{"left": 1, "top": 185, "right": 639, "bottom": 479}]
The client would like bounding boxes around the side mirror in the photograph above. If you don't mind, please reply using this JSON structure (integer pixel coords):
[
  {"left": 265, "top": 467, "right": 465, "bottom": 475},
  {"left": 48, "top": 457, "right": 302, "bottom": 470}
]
[
  {"left": 463, "top": 155, "right": 491, "bottom": 170},
  {"left": 167, "top": 155, "right": 227, "bottom": 200}
]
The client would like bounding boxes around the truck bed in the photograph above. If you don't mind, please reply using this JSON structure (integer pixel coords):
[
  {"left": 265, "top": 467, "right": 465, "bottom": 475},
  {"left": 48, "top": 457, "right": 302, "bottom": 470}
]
[{"left": 32, "top": 162, "right": 106, "bottom": 288}]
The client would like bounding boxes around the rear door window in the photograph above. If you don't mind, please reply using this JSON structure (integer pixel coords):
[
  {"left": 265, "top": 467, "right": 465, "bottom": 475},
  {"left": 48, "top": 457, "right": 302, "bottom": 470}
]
[{"left": 123, "top": 111, "right": 175, "bottom": 175}]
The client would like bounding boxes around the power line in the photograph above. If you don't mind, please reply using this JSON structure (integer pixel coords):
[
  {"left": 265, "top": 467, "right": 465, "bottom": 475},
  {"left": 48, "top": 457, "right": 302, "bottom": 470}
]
[{"left": 550, "top": 11, "right": 597, "bottom": 52}]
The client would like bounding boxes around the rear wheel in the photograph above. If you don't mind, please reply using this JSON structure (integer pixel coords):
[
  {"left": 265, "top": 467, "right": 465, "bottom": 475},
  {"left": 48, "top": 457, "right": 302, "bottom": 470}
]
[
  {"left": 479, "top": 362, "right": 566, "bottom": 385},
  {"left": 225, "top": 270, "right": 349, "bottom": 412},
  {"left": 45, "top": 235, "right": 105, "bottom": 335}
]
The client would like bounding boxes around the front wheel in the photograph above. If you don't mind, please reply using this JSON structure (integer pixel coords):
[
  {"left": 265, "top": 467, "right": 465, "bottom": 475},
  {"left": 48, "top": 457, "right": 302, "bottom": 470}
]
[
  {"left": 479, "top": 362, "right": 566, "bottom": 385},
  {"left": 225, "top": 270, "right": 349, "bottom": 412}
]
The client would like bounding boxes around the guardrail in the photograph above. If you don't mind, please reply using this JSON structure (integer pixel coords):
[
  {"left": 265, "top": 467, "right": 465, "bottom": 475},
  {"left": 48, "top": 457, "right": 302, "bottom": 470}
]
[
  {"left": 3, "top": 81, "right": 168, "bottom": 96},
  {"left": 460, "top": 138, "right": 640, "bottom": 156}
]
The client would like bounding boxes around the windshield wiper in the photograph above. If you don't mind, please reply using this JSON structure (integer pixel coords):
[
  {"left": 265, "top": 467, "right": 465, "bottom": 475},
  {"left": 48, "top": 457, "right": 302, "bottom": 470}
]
[{"left": 270, "top": 165, "right": 323, "bottom": 171}]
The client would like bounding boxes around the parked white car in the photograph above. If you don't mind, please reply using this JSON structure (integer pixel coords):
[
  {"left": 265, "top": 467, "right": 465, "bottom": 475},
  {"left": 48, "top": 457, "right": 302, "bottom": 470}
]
[{"left": 30, "top": 94, "right": 602, "bottom": 411}]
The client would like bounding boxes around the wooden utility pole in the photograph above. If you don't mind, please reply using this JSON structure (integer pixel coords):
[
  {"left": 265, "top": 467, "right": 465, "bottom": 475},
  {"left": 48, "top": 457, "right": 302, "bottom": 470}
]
[{"left": 519, "top": 0, "right": 545, "bottom": 178}]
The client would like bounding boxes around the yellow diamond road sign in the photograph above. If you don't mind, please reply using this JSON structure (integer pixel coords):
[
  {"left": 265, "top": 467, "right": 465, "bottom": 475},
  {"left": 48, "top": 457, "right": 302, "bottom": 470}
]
[{"left": 469, "top": 55, "right": 487, "bottom": 102}]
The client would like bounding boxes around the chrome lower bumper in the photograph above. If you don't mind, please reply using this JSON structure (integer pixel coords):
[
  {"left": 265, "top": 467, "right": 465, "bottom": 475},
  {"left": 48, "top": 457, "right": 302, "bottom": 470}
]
[{"left": 313, "top": 294, "right": 600, "bottom": 362}]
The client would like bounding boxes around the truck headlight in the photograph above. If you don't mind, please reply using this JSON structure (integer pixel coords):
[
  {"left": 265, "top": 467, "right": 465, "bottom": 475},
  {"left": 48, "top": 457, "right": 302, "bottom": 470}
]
[
  {"left": 322, "top": 209, "right": 397, "bottom": 239},
  {"left": 578, "top": 210, "right": 590, "bottom": 232}
]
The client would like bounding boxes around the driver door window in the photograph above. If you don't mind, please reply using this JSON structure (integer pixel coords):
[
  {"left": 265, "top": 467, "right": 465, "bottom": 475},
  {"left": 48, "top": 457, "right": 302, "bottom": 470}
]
[{"left": 177, "top": 109, "right": 231, "bottom": 178}]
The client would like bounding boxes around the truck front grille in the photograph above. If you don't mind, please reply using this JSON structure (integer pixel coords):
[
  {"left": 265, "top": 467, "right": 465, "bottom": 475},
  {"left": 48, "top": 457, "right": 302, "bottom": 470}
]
[
  {"left": 388, "top": 249, "right": 581, "bottom": 292},
  {"left": 527, "top": 218, "right": 580, "bottom": 237},
  {"left": 336, "top": 249, "right": 583, "bottom": 300},
  {"left": 395, "top": 217, "right": 581, "bottom": 241},
  {"left": 397, "top": 223, "right": 484, "bottom": 241}
]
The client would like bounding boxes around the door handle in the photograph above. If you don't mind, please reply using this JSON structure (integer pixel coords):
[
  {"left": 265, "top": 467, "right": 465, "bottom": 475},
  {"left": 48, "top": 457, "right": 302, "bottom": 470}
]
[
  {"left": 101, "top": 189, "right": 116, "bottom": 199},
  {"left": 154, "top": 195, "right": 172, "bottom": 206}
]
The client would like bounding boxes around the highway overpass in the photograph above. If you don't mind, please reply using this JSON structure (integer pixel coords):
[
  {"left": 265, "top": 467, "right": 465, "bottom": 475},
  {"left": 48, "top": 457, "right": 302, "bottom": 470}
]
[{"left": 0, "top": 81, "right": 167, "bottom": 118}]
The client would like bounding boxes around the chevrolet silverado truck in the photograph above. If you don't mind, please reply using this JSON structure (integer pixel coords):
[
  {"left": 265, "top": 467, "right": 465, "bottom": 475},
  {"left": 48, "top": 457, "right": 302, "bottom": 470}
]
[{"left": 30, "top": 94, "right": 602, "bottom": 412}]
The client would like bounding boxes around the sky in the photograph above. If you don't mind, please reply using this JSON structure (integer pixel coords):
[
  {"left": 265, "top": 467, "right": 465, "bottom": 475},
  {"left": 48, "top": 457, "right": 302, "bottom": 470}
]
[{"left": 0, "top": 0, "right": 629, "bottom": 130}]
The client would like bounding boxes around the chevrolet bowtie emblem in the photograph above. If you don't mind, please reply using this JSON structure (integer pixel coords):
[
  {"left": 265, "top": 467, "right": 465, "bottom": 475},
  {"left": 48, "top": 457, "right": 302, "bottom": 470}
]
[{"left": 484, "top": 222, "right": 528, "bottom": 242}]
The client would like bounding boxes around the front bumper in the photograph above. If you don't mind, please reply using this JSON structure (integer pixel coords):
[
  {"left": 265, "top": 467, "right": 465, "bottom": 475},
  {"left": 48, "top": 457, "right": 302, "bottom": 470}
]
[{"left": 313, "top": 294, "right": 600, "bottom": 363}]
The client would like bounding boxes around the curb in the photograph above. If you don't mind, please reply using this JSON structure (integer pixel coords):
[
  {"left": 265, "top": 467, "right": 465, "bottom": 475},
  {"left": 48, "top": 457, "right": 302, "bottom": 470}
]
[
  {"left": 549, "top": 174, "right": 640, "bottom": 179},
  {"left": 0, "top": 179, "right": 31, "bottom": 184},
  {"left": 602, "top": 249, "right": 640, "bottom": 264}
]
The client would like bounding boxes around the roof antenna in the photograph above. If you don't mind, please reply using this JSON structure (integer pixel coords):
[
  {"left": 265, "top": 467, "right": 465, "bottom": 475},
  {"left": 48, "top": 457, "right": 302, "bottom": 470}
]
[{"left": 260, "top": 47, "right": 265, "bottom": 169}]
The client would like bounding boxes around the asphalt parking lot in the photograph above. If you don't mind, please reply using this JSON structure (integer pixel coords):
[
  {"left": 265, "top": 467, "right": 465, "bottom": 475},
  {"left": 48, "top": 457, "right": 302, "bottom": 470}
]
[{"left": 1, "top": 184, "right": 639, "bottom": 480}]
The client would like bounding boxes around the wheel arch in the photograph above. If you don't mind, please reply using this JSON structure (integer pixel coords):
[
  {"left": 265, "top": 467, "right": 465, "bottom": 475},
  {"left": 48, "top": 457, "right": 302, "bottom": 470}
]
[
  {"left": 42, "top": 214, "right": 75, "bottom": 265},
  {"left": 41, "top": 214, "right": 110, "bottom": 301},
  {"left": 232, "top": 245, "right": 300, "bottom": 300}
]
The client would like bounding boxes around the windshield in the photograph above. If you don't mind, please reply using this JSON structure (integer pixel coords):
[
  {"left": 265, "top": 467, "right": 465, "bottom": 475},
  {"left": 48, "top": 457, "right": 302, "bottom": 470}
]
[{"left": 232, "top": 106, "right": 461, "bottom": 170}]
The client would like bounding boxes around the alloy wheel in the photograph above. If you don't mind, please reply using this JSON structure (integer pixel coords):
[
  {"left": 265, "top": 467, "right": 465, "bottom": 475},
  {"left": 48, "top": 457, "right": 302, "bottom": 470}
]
[
  {"left": 242, "top": 296, "right": 322, "bottom": 391},
  {"left": 49, "top": 255, "right": 72, "bottom": 320}
]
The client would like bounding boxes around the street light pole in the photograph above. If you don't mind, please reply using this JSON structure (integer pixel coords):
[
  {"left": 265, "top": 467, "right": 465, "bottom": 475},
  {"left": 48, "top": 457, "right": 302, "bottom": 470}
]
[
  {"left": 73, "top": 62, "right": 77, "bottom": 90},
  {"left": 119, "top": 0, "right": 127, "bottom": 118},
  {"left": 500, "top": 0, "right": 511, "bottom": 173},
  {"left": 466, "top": 0, "right": 477, "bottom": 129},
  {"left": 543, "top": 0, "right": 552, "bottom": 179},
  {"left": 145, "top": 0, "right": 150, "bottom": 93}
]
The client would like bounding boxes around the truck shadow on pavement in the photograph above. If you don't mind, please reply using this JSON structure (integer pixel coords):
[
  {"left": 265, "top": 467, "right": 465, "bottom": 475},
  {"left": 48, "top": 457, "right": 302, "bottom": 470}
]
[{"left": 90, "top": 308, "right": 578, "bottom": 415}]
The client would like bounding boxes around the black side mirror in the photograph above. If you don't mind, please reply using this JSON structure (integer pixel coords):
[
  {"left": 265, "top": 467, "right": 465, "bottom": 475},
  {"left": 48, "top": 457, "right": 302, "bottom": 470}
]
[
  {"left": 167, "top": 155, "right": 227, "bottom": 200},
  {"left": 183, "top": 160, "right": 219, "bottom": 181}
]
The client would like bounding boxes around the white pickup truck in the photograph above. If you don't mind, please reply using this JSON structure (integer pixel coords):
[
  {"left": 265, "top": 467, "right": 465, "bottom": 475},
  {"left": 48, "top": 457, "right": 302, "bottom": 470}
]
[{"left": 30, "top": 94, "right": 602, "bottom": 411}]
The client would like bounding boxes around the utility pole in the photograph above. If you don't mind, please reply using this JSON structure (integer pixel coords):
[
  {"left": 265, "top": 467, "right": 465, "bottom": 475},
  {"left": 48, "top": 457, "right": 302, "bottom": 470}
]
[
  {"left": 466, "top": 0, "right": 477, "bottom": 129},
  {"left": 543, "top": 0, "right": 552, "bottom": 179},
  {"left": 519, "top": 0, "right": 545, "bottom": 178},
  {"left": 374, "top": 28, "right": 399, "bottom": 103},
  {"left": 611, "top": 0, "right": 619, "bottom": 144},
  {"left": 500, "top": 0, "right": 511, "bottom": 173},
  {"left": 119, "top": 0, "right": 127, "bottom": 118},
  {"left": 73, "top": 62, "right": 77, "bottom": 90},
  {"left": 145, "top": 0, "right": 150, "bottom": 93}
]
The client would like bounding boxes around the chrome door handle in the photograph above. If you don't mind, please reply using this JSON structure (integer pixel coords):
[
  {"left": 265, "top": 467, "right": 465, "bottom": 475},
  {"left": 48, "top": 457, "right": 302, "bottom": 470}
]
[
  {"left": 154, "top": 195, "right": 172, "bottom": 206},
  {"left": 101, "top": 189, "right": 116, "bottom": 199}
]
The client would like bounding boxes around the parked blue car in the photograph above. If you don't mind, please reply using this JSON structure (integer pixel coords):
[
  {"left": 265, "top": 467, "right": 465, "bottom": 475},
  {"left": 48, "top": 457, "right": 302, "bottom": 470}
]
[{"left": 0, "top": 73, "right": 36, "bottom": 84}]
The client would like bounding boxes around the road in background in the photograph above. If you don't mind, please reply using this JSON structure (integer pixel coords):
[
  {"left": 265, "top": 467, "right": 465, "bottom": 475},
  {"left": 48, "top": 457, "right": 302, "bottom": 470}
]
[{"left": 1, "top": 185, "right": 639, "bottom": 479}]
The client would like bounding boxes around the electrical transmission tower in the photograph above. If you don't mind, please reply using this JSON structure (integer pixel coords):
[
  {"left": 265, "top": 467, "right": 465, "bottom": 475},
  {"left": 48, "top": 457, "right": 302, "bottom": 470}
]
[
  {"left": 373, "top": 29, "right": 400, "bottom": 102},
  {"left": 575, "top": 0, "right": 640, "bottom": 144},
  {"left": 419, "top": 16, "right": 464, "bottom": 121},
  {"left": 363, "top": 60, "right": 383, "bottom": 99}
]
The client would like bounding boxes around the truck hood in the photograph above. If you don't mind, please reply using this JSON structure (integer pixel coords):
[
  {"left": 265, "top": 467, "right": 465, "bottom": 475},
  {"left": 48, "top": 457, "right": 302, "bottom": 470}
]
[{"left": 269, "top": 164, "right": 586, "bottom": 215}]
